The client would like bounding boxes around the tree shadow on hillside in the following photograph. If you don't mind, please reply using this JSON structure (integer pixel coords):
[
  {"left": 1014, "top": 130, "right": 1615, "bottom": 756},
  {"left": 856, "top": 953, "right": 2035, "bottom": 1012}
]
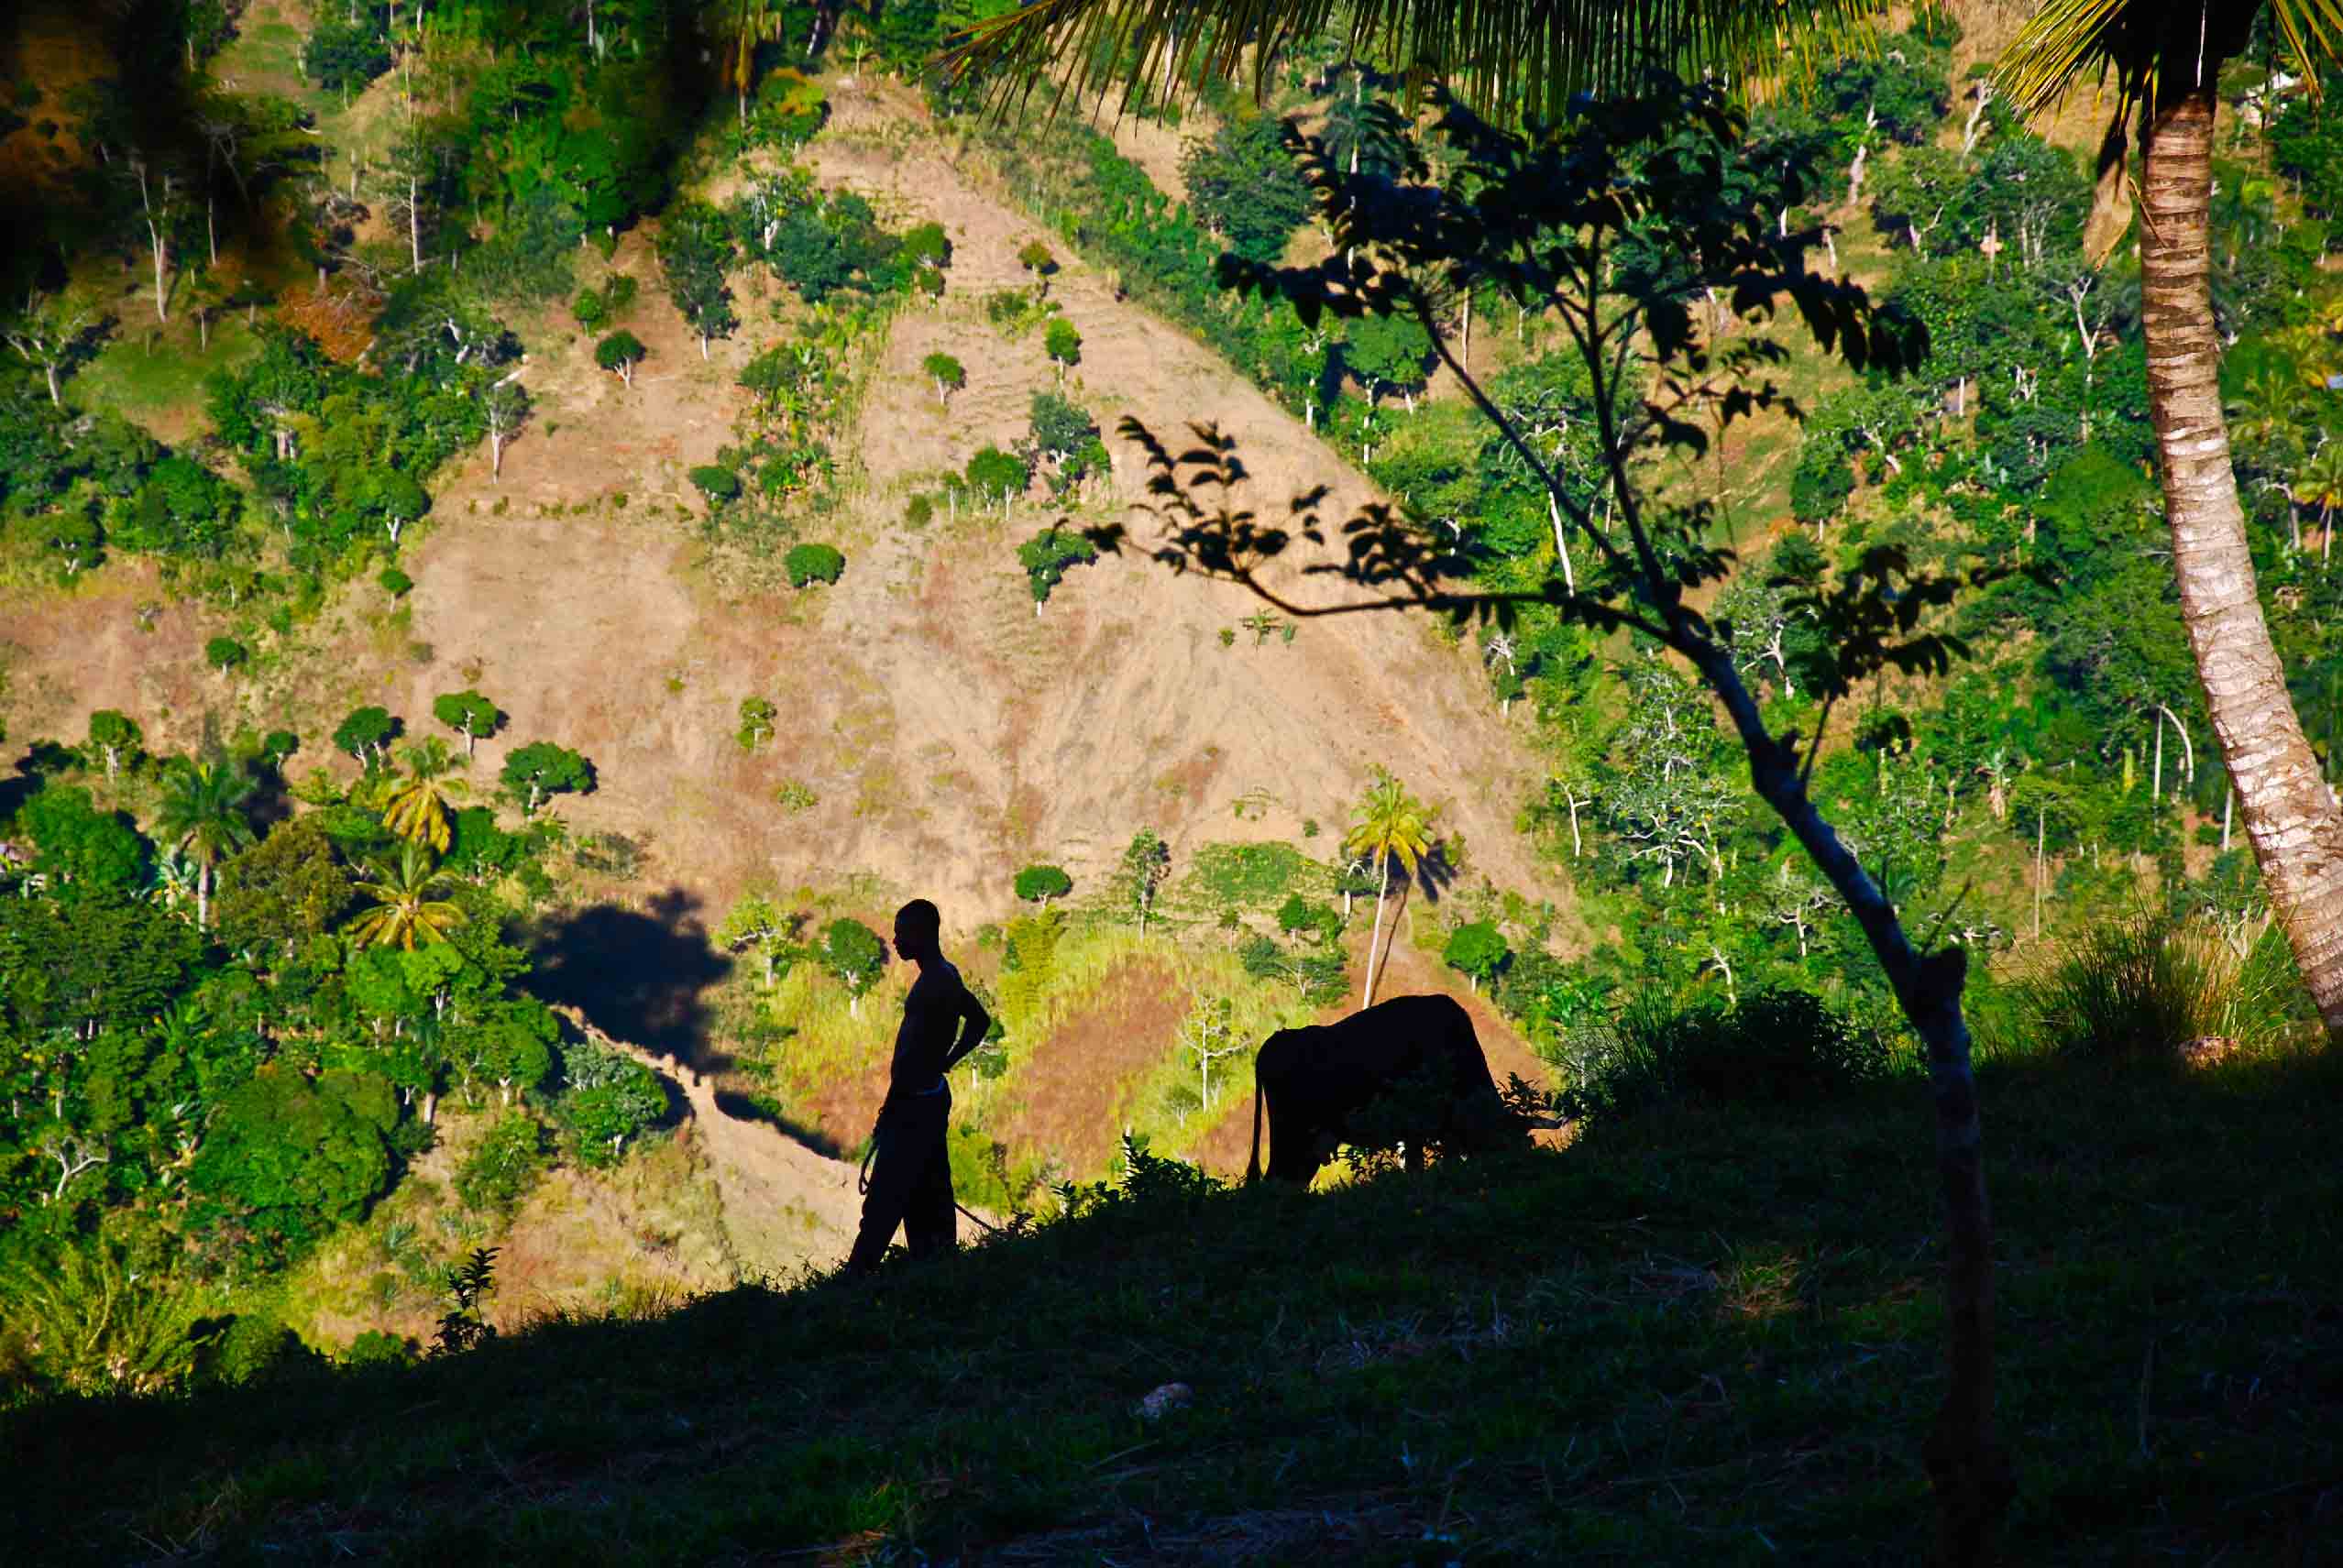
[
  {"left": 1413, "top": 842, "right": 1460, "bottom": 904},
  {"left": 525, "top": 888, "right": 732, "bottom": 1079},
  {"left": 711, "top": 1088, "right": 851, "bottom": 1161}
]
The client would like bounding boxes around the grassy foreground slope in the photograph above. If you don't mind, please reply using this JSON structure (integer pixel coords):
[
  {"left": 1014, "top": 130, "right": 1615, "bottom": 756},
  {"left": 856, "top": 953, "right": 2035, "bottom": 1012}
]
[{"left": 9, "top": 1050, "right": 2339, "bottom": 1565}]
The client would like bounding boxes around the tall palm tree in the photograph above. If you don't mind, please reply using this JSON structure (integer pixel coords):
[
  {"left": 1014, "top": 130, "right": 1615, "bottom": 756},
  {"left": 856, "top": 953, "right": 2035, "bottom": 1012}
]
[
  {"left": 346, "top": 843, "right": 468, "bottom": 949},
  {"left": 1997, "top": 1, "right": 2343, "bottom": 1036},
  {"left": 2296, "top": 439, "right": 2343, "bottom": 571},
  {"left": 380, "top": 739, "right": 464, "bottom": 853},
  {"left": 152, "top": 755, "right": 257, "bottom": 931},
  {"left": 1341, "top": 769, "right": 1432, "bottom": 1009}
]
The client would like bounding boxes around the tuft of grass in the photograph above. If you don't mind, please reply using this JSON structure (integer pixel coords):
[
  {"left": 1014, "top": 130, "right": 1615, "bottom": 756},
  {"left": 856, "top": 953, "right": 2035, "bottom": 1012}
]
[{"left": 2008, "top": 910, "right": 2308, "bottom": 1063}]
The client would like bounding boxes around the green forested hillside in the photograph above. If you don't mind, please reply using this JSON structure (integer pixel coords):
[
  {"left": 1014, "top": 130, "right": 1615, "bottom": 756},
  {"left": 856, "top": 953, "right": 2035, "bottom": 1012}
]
[{"left": 3, "top": 0, "right": 2342, "bottom": 1557}]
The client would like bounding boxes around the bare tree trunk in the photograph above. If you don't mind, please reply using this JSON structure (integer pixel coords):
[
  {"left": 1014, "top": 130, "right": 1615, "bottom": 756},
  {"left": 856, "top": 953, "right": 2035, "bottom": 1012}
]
[
  {"left": 1693, "top": 647, "right": 2007, "bottom": 1565},
  {"left": 2145, "top": 77, "right": 2343, "bottom": 1036},
  {"left": 1547, "top": 490, "right": 1576, "bottom": 594}
]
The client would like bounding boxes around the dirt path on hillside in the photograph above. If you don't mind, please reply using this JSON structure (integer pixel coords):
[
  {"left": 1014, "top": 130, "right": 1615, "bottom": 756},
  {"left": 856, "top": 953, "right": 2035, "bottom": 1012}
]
[{"left": 557, "top": 1007, "right": 867, "bottom": 1279}]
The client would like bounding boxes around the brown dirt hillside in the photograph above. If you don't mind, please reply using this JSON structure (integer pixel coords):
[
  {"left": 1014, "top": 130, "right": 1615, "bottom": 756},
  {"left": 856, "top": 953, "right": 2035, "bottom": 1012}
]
[
  {"left": 0, "top": 86, "right": 1569, "bottom": 1271},
  {"left": 3, "top": 96, "right": 1562, "bottom": 937}
]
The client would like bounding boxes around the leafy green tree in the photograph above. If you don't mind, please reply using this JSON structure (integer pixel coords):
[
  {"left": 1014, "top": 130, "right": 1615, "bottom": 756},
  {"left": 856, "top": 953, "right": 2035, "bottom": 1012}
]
[
  {"left": 1119, "top": 828, "right": 1171, "bottom": 935},
  {"left": 1028, "top": 391, "right": 1108, "bottom": 493},
  {"left": 785, "top": 543, "right": 845, "bottom": 587},
  {"left": 1018, "top": 525, "right": 1098, "bottom": 609},
  {"left": 334, "top": 707, "right": 401, "bottom": 768},
  {"left": 1239, "top": 932, "right": 1348, "bottom": 1004},
  {"left": 736, "top": 696, "right": 777, "bottom": 751},
  {"left": 962, "top": 447, "right": 1028, "bottom": 515},
  {"left": 1017, "top": 238, "right": 1058, "bottom": 295},
  {"left": 154, "top": 755, "right": 258, "bottom": 929},
  {"left": 346, "top": 844, "right": 468, "bottom": 949},
  {"left": 656, "top": 202, "right": 739, "bottom": 359},
  {"left": 121, "top": 456, "right": 237, "bottom": 558},
  {"left": 1182, "top": 112, "right": 1314, "bottom": 265},
  {"left": 204, "top": 636, "right": 248, "bottom": 679},
  {"left": 1043, "top": 316, "right": 1083, "bottom": 385},
  {"left": 500, "top": 742, "right": 594, "bottom": 816},
  {"left": 716, "top": 894, "right": 798, "bottom": 987},
  {"left": 922, "top": 350, "right": 965, "bottom": 408},
  {"left": 466, "top": 999, "right": 557, "bottom": 1105},
  {"left": 302, "top": 5, "right": 391, "bottom": 93},
  {"left": 2, "top": 289, "right": 107, "bottom": 409},
  {"left": 1014, "top": 864, "right": 1072, "bottom": 907},
  {"left": 1276, "top": 891, "right": 1341, "bottom": 944},
  {"left": 689, "top": 465, "right": 742, "bottom": 507},
  {"left": 452, "top": 1113, "right": 546, "bottom": 1213},
  {"left": 432, "top": 690, "right": 503, "bottom": 759},
  {"left": 558, "top": 1038, "right": 666, "bottom": 1164},
  {"left": 595, "top": 330, "right": 646, "bottom": 388},
  {"left": 189, "top": 1067, "right": 393, "bottom": 1264},
  {"left": 821, "top": 916, "right": 886, "bottom": 1017},
  {"left": 17, "top": 787, "right": 148, "bottom": 892},
  {"left": 1443, "top": 920, "right": 1511, "bottom": 993},
  {"left": 1345, "top": 313, "right": 1433, "bottom": 412},
  {"left": 215, "top": 817, "right": 352, "bottom": 952}
]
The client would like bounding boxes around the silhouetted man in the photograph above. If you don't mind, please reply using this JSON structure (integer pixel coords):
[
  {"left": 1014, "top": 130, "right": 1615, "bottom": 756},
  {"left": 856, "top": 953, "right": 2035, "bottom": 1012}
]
[{"left": 843, "top": 899, "right": 992, "bottom": 1277}]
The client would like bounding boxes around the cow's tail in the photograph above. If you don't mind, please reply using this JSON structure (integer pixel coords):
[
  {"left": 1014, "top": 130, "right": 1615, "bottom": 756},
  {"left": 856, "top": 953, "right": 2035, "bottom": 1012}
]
[{"left": 1245, "top": 1054, "right": 1266, "bottom": 1185}]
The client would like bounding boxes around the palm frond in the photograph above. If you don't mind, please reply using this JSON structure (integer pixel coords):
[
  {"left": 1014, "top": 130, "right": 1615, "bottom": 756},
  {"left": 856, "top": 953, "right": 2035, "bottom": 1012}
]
[
  {"left": 952, "top": 0, "right": 1887, "bottom": 126},
  {"left": 1996, "top": 0, "right": 2343, "bottom": 124}
]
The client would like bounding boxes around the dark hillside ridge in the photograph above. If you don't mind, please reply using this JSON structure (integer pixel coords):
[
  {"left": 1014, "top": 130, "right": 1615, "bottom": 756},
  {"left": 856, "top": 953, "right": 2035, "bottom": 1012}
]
[{"left": 9, "top": 1050, "right": 2338, "bottom": 1565}]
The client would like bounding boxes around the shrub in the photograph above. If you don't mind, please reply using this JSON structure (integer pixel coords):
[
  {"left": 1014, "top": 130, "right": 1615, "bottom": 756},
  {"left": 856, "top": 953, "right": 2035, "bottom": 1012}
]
[
  {"left": 302, "top": 11, "right": 391, "bottom": 92},
  {"left": 1017, "top": 525, "right": 1097, "bottom": 604},
  {"left": 1014, "top": 863, "right": 1072, "bottom": 905},
  {"left": 737, "top": 696, "right": 776, "bottom": 751},
  {"left": 1555, "top": 989, "right": 1893, "bottom": 1126},
  {"left": 342, "top": 1330, "right": 417, "bottom": 1368},
  {"left": 2009, "top": 911, "right": 2304, "bottom": 1063},
  {"left": 966, "top": 444, "right": 1029, "bottom": 503},
  {"left": 1443, "top": 920, "right": 1511, "bottom": 992},
  {"left": 571, "top": 288, "right": 609, "bottom": 332},
  {"left": 904, "top": 493, "right": 935, "bottom": 529},
  {"left": 920, "top": 352, "right": 964, "bottom": 404},
  {"left": 453, "top": 1114, "right": 549, "bottom": 1214},
  {"left": 689, "top": 465, "right": 742, "bottom": 506},
  {"left": 1050, "top": 1131, "right": 1219, "bottom": 1220},
  {"left": 595, "top": 331, "right": 646, "bottom": 385},
  {"left": 378, "top": 566, "right": 412, "bottom": 597},
  {"left": 785, "top": 542, "right": 845, "bottom": 587}
]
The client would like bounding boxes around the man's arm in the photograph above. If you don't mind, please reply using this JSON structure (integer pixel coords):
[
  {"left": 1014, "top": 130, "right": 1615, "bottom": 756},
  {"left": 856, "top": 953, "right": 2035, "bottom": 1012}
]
[{"left": 940, "top": 987, "right": 992, "bottom": 1074}]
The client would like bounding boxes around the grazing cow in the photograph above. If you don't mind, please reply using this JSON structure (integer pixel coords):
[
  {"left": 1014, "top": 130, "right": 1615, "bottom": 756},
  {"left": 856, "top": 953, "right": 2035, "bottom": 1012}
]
[{"left": 1245, "top": 993, "right": 1552, "bottom": 1184}]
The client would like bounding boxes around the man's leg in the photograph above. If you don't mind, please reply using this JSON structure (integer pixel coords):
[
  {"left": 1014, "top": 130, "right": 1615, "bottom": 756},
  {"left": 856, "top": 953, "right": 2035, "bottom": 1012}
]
[
  {"left": 903, "top": 1112, "right": 957, "bottom": 1260},
  {"left": 845, "top": 1102, "right": 926, "bottom": 1275}
]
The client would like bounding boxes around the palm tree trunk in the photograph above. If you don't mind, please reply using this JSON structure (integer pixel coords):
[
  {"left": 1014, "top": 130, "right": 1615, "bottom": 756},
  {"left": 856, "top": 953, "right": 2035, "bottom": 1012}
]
[
  {"left": 2145, "top": 79, "right": 2343, "bottom": 1036},
  {"left": 196, "top": 862, "right": 211, "bottom": 931},
  {"left": 1360, "top": 856, "right": 1390, "bottom": 1010}
]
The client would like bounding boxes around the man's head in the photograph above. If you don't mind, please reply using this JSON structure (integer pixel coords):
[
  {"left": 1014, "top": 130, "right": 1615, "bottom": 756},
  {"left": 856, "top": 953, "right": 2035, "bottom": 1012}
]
[{"left": 893, "top": 898, "right": 942, "bottom": 964}]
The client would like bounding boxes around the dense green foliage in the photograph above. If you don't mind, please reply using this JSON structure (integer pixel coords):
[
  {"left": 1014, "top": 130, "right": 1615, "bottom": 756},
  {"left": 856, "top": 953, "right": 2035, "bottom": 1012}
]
[{"left": 783, "top": 542, "right": 844, "bottom": 587}]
